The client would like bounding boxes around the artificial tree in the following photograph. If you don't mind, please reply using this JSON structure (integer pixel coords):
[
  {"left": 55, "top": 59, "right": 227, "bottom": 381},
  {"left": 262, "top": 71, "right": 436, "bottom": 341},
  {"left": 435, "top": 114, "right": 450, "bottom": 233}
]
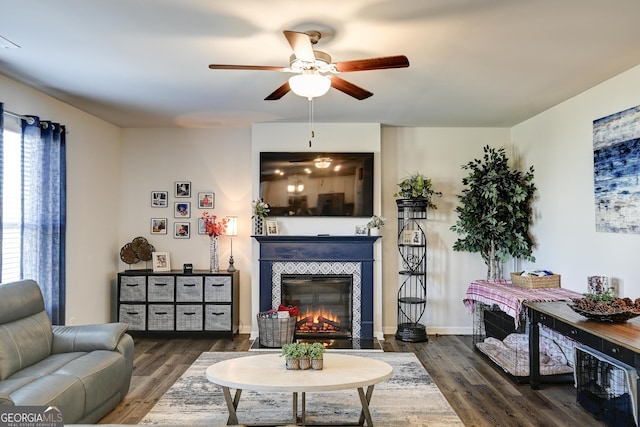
[{"left": 450, "top": 145, "right": 536, "bottom": 279}]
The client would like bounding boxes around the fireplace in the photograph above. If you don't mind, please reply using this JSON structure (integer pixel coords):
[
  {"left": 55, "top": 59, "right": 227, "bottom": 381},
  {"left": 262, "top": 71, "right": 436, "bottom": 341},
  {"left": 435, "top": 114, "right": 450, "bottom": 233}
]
[
  {"left": 255, "top": 235, "right": 379, "bottom": 343},
  {"left": 281, "top": 274, "right": 353, "bottom": 338}
]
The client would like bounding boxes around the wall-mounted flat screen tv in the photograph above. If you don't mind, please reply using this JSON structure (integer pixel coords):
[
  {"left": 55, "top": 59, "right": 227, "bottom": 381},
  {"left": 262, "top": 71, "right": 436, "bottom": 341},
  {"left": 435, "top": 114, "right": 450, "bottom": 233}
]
[{"left": 259, "top": 152, "right": 374, "bottom": 217}]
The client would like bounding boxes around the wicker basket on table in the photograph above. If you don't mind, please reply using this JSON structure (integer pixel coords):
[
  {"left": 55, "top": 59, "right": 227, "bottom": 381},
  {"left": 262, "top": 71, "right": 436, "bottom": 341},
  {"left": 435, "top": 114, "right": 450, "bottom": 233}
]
[{"left": 510, "top": 273, "right": 561, "bottom": 289}]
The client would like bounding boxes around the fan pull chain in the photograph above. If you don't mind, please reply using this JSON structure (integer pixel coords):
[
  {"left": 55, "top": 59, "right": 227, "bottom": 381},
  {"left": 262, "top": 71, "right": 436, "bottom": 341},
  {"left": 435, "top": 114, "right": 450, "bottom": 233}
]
[{"left": 308, "top": 98, "right": 315, "bottom": 147}]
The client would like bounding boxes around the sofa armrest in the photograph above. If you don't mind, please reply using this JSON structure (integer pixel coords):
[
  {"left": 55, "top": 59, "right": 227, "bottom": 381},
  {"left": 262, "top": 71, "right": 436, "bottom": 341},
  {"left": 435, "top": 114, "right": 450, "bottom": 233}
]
[
  {"left": 52, "top": 323, "right": 129, "bottom": 353},
  {"left": 0, "top": 392, "right": 14, "bottom": 406}
]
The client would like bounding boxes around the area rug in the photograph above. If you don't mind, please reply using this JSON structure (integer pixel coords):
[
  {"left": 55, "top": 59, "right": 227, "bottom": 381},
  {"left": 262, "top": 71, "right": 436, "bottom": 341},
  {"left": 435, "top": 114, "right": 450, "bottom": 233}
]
[{"left": 140, "top": 351, "right": 463, "bottom": 426}]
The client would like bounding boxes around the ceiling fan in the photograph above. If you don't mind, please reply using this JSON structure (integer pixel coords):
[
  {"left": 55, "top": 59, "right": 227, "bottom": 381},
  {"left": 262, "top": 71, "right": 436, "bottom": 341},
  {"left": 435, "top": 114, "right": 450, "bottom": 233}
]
[{"left": 208, "top": 30, "right": 410, "bottom": 101}]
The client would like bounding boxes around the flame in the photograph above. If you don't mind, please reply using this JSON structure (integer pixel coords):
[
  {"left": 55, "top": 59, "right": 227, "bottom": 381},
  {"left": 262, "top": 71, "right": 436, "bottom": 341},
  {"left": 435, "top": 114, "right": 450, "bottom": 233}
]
[
  {"left": 296, "top": 306, "right": 341, "bottom": 333},
  {"left": 299, "top": 307, "right": 338, "bottom": 324}
]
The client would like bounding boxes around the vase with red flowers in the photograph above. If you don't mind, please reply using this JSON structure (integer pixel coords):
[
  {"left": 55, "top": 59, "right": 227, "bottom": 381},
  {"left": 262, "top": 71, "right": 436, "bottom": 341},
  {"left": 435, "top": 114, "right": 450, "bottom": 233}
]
[{"left": 201, "top": 212, "right": 228, "bottom": 272}]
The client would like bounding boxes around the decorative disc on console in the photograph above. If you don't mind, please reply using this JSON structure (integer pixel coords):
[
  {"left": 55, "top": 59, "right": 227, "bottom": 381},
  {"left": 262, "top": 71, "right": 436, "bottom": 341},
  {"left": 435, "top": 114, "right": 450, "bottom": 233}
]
[{"left": 119, "top": 243, "right": 139, "bottom": 264}]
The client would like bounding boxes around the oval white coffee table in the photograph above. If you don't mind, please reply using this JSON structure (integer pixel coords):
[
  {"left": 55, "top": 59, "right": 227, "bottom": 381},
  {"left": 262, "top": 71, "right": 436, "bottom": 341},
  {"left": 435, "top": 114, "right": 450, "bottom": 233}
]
[{"left": 205, "top": 353, "right": 393, "bottom": 426}]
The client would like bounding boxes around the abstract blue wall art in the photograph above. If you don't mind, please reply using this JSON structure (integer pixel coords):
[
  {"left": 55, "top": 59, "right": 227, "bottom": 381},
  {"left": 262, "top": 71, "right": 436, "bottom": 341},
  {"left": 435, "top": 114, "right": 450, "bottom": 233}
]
[{"left": 593, "top": 105, "right": 640, "bottom": 233}]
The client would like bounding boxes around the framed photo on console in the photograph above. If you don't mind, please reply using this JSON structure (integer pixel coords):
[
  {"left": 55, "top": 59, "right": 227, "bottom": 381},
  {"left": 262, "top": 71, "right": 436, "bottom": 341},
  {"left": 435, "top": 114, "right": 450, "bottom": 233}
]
[{"left": 152, "top": 252, "right": 171, "bottom": 272}]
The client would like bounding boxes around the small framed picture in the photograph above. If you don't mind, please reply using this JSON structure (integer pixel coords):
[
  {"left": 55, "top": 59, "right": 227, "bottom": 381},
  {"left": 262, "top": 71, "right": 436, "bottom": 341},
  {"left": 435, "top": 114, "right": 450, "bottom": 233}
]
[
  {"left": 198, "top": 218, "right": 207, "bottom": 235},
  {"left": 174, "top": 202, "right": 191, "bottom": 218},
  {"left": 198, "top": 192, "right": 215, "bottom": 209},
  {"left": 175, "top": 181, "right": 191, "bottom": 198},
  {"left": 411, "top": 230, "right": 422, "bottom": 245},
  {"left": 355, "top": 225, "right": 368, "bottom": 235},
  {"left": 401, "top": 230, "right": 413, "bottom": 245},
  {"left": 152, "top": 251, "right": 171, "bottom": 272},
  {"left": 151, "top": 191, "right": 168, "bottom": 208},
  {"left": 266, "top": 219, "right": 279, "bottom": 235},
  {"left": 174, "top": 222, "right": 190, "bottom": 239},
  {"left": 150, "top": 218, "right": 167, "bottom": 234}
]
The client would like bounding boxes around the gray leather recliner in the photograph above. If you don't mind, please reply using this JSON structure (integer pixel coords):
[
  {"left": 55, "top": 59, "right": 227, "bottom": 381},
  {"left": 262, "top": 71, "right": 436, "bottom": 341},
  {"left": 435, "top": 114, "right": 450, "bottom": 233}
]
[{"left": 0, "top": 280, "right": 134, "bottom": 424}]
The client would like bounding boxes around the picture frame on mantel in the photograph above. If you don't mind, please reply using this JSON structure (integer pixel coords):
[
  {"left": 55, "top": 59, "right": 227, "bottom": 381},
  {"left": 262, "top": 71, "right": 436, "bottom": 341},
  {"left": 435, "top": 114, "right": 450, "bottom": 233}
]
[
  {"left": 355, "top": 225, "right": 368, "bottom": 235},
  {"left": 266, "top": 219, "right": 279, "bottom": 235}
]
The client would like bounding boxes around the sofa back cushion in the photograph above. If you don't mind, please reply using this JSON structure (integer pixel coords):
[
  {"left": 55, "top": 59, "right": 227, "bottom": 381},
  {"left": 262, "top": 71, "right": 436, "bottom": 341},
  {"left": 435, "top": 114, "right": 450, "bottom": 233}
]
[{"left": 0, "top": 280, "right": 53, "bottom": 380}]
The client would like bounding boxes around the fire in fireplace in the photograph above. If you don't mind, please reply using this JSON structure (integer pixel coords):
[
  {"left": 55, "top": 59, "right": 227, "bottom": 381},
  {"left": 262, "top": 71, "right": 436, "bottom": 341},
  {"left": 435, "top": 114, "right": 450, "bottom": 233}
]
[{"left": 281, "top": 274, "right": 353, "bottom": 339}]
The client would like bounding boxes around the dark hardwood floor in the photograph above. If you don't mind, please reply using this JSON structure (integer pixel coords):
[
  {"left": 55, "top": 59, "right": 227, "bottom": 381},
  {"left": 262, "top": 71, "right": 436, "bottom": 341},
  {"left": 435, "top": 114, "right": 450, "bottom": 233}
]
[{"left": 100, "top": 334, "right": 604, "bottom": 426}]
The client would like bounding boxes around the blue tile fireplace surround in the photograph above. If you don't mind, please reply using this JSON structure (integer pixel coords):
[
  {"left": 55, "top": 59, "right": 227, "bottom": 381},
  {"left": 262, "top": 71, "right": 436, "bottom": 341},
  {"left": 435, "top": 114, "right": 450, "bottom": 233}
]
[{"left": 254, "top": 235, "right": 380, "bottom": 340}]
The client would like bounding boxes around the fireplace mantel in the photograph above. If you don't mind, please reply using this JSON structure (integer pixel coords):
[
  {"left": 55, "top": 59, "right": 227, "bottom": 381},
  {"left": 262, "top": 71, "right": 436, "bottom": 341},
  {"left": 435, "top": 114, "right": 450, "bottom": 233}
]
[
  {"left": 254, "top": 235, "right": 380, "bottom": 339},
  {"left": 254, "top": 235, "right": 379, "bottom": 260}
]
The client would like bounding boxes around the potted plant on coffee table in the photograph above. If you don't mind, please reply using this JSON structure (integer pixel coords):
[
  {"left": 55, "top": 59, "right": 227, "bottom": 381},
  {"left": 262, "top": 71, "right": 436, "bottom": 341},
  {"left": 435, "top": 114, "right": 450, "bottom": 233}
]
[
  {"left": 281, "top": 343, "right": 303, "bottom": 370},
  {"left": 298, "top": 343, "right": 312, "bottom": 370},
  {"left": 308, "top": 342, "right": 326, "bottom": 370}
]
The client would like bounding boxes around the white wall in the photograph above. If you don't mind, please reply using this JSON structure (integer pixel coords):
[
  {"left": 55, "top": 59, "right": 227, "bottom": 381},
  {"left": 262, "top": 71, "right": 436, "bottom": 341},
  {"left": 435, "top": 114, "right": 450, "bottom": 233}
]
[
  {"left": 119, "top": 128, "right": 252, "bottom": 329},
  {"left": 0, "top": 75, "right": 122, "bottom": 325},
  {"left": 512, "top": 64, "right": 640, "bottom": 298}
]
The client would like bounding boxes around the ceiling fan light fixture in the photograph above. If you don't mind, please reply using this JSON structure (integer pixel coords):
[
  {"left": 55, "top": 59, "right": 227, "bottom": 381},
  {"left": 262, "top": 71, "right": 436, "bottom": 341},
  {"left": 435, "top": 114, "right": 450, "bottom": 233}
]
[{"left": 289, "top": 71, "right": 331, "bottom": 99}]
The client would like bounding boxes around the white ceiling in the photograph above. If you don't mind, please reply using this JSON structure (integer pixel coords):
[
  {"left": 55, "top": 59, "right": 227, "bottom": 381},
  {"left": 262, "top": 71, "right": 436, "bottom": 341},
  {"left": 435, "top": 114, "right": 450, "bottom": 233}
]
[{"left": 1, "top": 0, "right": 640, "bottom": 129}]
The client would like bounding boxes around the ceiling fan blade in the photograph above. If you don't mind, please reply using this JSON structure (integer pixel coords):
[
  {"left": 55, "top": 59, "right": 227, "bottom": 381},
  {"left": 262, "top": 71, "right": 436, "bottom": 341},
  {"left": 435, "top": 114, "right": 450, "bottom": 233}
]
[
  {"left": 264, "top": 81, "right": 291, "bottom": 100},
  {"left": 334, "top": 55, "right": 410, "bottom": 73},
  {"left": 330, "top": 77, "right": 373, "bottom": 100},
  {"left": 283, "top": 30, "right": 315, "bottom": 62},
  {"left": 208, "top": 64, "right": 286, "bottom": 71}
]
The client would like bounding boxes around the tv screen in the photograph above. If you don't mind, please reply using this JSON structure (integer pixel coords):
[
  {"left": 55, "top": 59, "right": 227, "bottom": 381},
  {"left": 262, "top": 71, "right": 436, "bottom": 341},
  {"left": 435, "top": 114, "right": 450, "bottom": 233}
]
[{"left": 259, "top": 152, "right": 374, "bottom": 217}]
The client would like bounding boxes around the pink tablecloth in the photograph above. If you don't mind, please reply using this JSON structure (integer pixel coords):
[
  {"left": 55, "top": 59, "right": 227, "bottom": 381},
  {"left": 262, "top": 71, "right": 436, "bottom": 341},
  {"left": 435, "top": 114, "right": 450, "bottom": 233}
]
[{"left": 463, "top": 279, "right": 582, "bottom": 328}]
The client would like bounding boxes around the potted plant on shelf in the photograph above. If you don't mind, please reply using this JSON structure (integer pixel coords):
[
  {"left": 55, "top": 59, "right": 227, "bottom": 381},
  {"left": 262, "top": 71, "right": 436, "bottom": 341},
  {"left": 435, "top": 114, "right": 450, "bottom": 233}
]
[
  {"left": 281, "top": 343, "right": 303, "bottom": 370},
  {"left": 394, "top": 172, "right": 442, "bottom": 209},
  {"left": 450, "top": 145, "right": 536, "bottom": 280},
  {"left": 367, "top": 215, "right": 386, "bottom": 236},
  {"left": 394, "top": 172, "right": 442, "bottom": 223},
  {"left": 308, "top": 342, "right": 326, "bottom": 370}
]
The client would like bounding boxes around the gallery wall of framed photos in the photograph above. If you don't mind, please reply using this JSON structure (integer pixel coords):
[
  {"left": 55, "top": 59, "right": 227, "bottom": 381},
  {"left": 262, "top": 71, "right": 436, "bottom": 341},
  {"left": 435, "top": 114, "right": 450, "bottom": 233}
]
[{"left": 150, "top": 180, "right": 216, "bottom": 240}]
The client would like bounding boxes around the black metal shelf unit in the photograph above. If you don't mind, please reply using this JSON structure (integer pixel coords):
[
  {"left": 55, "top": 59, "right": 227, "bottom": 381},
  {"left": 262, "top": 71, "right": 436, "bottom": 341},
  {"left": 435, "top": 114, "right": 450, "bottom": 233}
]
[{"left": 396, "top": 199, "right": 428, "bottom": 343}]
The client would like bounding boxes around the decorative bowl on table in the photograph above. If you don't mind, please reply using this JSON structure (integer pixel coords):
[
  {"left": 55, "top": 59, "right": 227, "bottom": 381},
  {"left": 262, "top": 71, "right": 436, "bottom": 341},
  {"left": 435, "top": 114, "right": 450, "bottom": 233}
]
[
  {"left": 568, "top": 295, "right": 640, "bottom": 323},
  {"left": 568, "top": 305, "right": 640, "bottom": 323}
]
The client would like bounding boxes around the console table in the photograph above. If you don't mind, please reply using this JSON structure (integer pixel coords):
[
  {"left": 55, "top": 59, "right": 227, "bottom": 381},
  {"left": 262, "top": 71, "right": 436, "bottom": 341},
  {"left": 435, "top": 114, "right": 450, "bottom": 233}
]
[
  {"left": 526, "top": 301, "right": 640, "bottom": 421},
  {"left": 117, "top": 270, "right": 239, "bottom": 337}
]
